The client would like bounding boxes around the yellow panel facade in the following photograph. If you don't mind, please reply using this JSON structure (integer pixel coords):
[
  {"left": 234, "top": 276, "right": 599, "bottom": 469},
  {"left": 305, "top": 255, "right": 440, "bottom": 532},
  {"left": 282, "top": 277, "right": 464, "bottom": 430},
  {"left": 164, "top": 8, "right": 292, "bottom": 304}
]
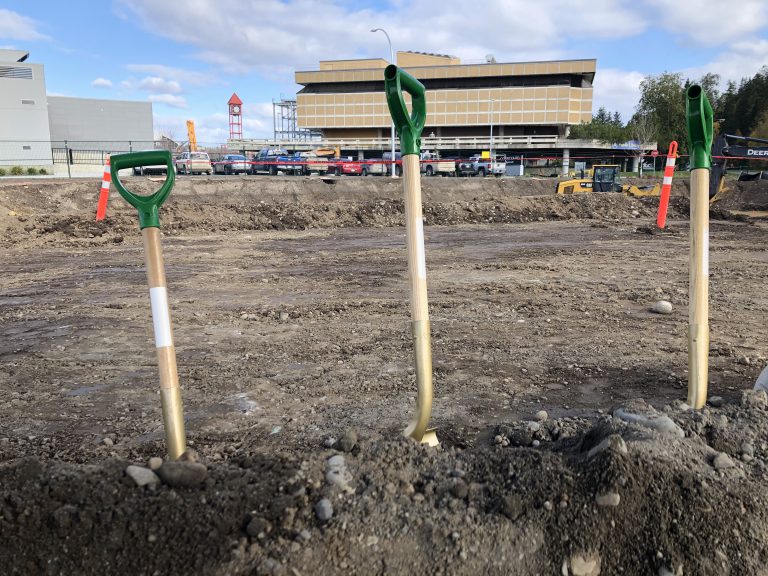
[{"left": 295, "top": 56, "right": 596, "bottom": 131}]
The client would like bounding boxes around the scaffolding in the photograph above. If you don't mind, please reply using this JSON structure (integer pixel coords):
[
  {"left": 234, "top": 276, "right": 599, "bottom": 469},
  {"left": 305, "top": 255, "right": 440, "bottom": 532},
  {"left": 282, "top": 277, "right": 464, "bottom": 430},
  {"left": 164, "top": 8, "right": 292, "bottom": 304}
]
[{"left": 272, "top": 97, "right": 321, "bottom": 141}]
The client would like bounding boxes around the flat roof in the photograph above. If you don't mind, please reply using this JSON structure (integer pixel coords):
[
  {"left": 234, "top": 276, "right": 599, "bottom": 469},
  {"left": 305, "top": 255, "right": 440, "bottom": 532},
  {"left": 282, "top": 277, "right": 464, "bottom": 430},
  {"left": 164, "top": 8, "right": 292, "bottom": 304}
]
[{"left": 297, "top": 58, "right": 596, "bottom": 85}]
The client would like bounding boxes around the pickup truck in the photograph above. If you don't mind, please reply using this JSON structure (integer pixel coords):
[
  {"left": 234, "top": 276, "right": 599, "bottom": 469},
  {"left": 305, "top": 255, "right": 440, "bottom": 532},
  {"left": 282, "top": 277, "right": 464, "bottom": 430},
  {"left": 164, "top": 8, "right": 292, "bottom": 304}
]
[
  {"left": 298, "top": 152, "right": 330, "bottom": 175},
  {"left": 249, "top": 148, "right": 303, "bottom": 175},
  {"left": 458, "top": 155, "right": 506, "bottom": 177},
  {"left": 420, "top": 152, "right": 455, "bottom": 176},
  {"left": 328, "top": 159, "right": 362, "bottom": 176}
]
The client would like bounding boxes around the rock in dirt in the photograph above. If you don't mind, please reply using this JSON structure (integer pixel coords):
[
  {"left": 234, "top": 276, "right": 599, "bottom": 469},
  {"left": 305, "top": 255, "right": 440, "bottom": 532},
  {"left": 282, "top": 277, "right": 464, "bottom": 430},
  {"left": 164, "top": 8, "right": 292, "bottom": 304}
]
[
  {"left": 125, "top": 465, "right": 160, "bottom": 487},
  {"left": 587, "top": 434, "right": 628, "bottom": 459},
  {"left": 315, "top": 498, "right": 333, "bottom": 522},
  {"left": 178, "top": 448, "right": 200, "bottom": 463},
  {"left": 570, "top": 552, "right": 601, "bottom": 575},
  {"left": 325, "top": 454, "right": 354, "bottom": 494},
  {"left": 713, "top": 452, "right": 736, "bottom": 471},
  {"left": 613, "top": 406, "right": 684, "bottom": 438},
  {"left": 501, "top": 494, "right": 524, "bottom": 520},
  {"left": 334, "top": 429, "right": 358, "bottom": 452},
  {"left": 148, "top": 457, "right": 163, "bottom": 471},
  {"left": 535, "top": 410, "right": 549, "bottom": 422},
  {"left": 709, "top": 396, "right": 724, "bottom": 408},
  {"left": 741, "top": 389, "right": 767, "bottom": 410},
  {"left": 156, "top": 461, "right": 208, "bottom": 488},
  {"left": 755, "top": 366, "right": 768, "bottom": 392},
  {"left": 651, "top": 300, "right": 673, "bottom": 315},
  {"left": 246, "top": 516, "right": 271, "bottom": 538},
  {"left": 595, "top": 491, "right": 620, "bottom": 507}
]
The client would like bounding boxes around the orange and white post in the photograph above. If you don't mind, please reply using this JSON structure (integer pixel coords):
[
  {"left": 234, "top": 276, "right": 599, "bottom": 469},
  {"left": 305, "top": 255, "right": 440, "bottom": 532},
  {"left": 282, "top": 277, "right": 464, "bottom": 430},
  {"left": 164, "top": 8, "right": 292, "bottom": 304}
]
[
  {"left": 96, "top": 155, "right": 111, "bottom": 221},
  {"left": 656, "top": 141, "right": 678, "bottom": 228}
]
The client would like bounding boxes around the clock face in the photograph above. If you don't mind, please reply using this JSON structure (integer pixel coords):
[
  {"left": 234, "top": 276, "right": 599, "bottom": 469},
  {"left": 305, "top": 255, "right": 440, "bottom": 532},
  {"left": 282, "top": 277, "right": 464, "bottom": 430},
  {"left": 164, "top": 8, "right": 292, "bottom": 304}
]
[{"left": 232, "top": 105, "right": 240, "bottom": 114}]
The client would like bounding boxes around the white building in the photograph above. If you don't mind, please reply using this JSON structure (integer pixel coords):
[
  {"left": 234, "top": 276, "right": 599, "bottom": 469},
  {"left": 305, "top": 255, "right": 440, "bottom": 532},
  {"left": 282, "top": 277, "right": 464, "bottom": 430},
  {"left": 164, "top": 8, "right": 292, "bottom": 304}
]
[{"left": 0, "top": 49, "right": 154, "bottom": 168}]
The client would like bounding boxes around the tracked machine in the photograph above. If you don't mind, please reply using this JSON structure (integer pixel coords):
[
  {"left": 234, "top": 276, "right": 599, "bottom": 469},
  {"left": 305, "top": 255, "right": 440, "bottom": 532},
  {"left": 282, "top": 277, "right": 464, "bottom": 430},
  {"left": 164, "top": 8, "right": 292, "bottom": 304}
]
[{"left": 556, "top": 164, "right": 661, "bottom": 197}]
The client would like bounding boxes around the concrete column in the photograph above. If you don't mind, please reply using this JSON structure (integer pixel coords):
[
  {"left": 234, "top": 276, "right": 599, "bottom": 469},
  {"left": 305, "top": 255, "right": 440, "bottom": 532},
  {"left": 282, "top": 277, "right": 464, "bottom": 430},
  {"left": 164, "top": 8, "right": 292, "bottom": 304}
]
[
  {"left": 562, "top": 148, "right": 570, "bottom": 177},
  {"left": 631, "top": 156, "right": 640, "bottom": 173},
  {"left": 357, "top": 149, "right": 364, "bottom": 161}
]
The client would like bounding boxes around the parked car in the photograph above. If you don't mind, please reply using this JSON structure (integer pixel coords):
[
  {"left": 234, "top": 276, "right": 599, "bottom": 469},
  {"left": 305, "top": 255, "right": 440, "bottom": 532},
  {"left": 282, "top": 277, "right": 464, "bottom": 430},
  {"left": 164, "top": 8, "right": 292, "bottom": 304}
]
[
  {"left": 175, "top": 151, "right": 212, "bottom": 175},
  {"left": 249, "top": 148, "right": 297, "bottom": 175},
  {"left": 420, "top": 151, "right": 455, "bottom": 176},
  {"left": 213, "top": 154, "right": 249, "bottom": 175},
  {"left": 132, "top": 150, "right": 171, "bottom": 175},
  {"left": 458, "top": 154, "right": 505, "bottom": 177},
  {"left": 328, "top": 159, "right": 362, "bottom": 176}
]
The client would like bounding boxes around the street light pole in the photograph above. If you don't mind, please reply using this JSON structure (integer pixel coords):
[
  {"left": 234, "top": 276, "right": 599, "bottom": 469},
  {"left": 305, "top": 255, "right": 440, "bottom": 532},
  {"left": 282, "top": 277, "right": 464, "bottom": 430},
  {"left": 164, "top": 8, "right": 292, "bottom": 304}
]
[
  {"left": 489, "top": 99, "right": 495, "bottom": 170},
  {"left": 371, "top": 27, "right": 397, "bottom": 178}
]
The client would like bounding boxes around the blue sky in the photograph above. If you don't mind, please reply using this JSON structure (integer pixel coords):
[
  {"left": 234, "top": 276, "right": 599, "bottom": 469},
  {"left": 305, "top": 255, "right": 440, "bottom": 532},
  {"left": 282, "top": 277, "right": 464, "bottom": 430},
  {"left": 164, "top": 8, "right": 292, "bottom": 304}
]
[{"left": 2, "top": 0, "right": 767, "bottom": 143}]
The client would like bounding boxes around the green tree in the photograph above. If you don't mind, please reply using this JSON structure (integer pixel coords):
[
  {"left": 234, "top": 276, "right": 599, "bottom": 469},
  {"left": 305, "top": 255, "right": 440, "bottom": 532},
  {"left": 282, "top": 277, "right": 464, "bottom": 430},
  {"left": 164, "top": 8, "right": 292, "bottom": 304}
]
[
  {"left": 635, "top": 72, "right": 686, "bottom": 153},
  {"left": 568, "top": 106, "right": 631, "bottom": 143}
]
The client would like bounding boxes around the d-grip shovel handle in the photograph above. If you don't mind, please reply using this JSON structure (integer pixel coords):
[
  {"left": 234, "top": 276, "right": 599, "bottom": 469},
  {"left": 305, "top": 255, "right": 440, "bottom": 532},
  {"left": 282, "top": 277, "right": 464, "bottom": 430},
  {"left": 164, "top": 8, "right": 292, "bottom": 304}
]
[
  {"left": 686, "top": 85, "right": 713, "bottom": 171},
  {"left": 110, "top": 150, "right": 175, "bottom": 229},
  {"left": 384, "top": 65, "right": 426, "bottom": 156}
]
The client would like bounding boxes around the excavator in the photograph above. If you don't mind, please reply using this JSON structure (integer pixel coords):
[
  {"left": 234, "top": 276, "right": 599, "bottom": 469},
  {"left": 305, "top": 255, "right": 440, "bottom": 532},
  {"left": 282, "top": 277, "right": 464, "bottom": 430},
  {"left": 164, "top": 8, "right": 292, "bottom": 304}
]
[
  {"left": 556, "top": 164, "right": 661, "bottom": 197},
  {"left": 709, "top": 133, "right": 768, "bottom": 201}
]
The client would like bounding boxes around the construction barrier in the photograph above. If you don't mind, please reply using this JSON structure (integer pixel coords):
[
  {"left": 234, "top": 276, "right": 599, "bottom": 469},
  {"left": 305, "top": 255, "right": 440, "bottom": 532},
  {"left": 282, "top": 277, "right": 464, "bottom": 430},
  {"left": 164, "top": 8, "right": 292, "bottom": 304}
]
[
  {"left": 656, "top": 141, "right": 678, "bottom": 228},
  {"left": 95, "top": 155, "right": 110, "bottom": 220}
]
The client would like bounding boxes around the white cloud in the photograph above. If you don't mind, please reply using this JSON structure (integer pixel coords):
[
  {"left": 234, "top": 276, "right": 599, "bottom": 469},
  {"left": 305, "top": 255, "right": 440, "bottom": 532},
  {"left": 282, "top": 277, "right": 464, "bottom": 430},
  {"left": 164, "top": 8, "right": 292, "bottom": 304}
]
[
  {"left": 125, "top": 64, "right": 216, "bottom": 86},
  {"left": 148, "top": 94, "right": 188, "bottom": 108},
  {"left": 648, "top": 0, "right": 768, "bottom": 46},
  {"left": 592, "top": 68, "right": 646, "bottom": 121},
  {"left": 153, "top": 101, "right": 274, "bottom": 144},
  {"left": 91, "top": 77, "right": 113, "bottom": 88},
  {"left": 684, "top": 39, "right": 768, "bottom": 86},
  {"left": 139, "top": 76, "right": 183, "bottom": 94},
  {"left": 117, "top": 0, "right": 647, "bottom": 78},
  {"left": 0, "top": 9, "right": 49, "bottom": 42}
]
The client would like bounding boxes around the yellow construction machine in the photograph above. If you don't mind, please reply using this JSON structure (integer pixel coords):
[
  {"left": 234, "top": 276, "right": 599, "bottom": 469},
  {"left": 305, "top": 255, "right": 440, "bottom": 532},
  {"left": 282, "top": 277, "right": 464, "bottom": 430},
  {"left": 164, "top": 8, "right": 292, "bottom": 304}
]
[{"left": 557, "top": 164, "right": 660, "bottom": 197}]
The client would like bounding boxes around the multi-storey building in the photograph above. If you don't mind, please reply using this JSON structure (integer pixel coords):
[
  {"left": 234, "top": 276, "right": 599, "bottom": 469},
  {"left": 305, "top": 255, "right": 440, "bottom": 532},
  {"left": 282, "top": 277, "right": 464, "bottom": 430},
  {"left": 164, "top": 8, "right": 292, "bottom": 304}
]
[{"left": 295, "top": 51, "right": 595, "bottom": 145}]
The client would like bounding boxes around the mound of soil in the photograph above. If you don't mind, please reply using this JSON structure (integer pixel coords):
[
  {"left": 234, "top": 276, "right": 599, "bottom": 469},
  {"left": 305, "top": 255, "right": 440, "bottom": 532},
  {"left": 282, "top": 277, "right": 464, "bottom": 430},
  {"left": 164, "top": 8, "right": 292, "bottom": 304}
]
[
  {"left": 2, "top": 395, "right": 767, "bottom": 575},
  {"left": 0, "top": 176, "right": 677, "bottom": 248}
]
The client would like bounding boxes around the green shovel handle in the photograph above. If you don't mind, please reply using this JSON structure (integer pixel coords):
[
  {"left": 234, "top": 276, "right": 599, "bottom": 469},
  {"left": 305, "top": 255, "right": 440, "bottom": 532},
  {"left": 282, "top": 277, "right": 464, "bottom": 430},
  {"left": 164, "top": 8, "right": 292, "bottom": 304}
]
[
  {"left": 686, "top": 85, "right": 713, "bottom": 170},
  {"left": 110, "top": 150, "right": 175, "bottom": 229},
  {"left": 384, "top": 65, "right": 426, "bottom": 156}
]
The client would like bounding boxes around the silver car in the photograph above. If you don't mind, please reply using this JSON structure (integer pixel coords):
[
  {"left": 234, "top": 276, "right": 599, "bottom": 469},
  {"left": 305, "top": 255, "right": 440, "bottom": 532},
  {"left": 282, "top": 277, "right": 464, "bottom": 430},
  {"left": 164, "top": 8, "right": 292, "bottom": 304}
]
[{"left": 213, "top": 154, "right": 249, "bottom": 175}]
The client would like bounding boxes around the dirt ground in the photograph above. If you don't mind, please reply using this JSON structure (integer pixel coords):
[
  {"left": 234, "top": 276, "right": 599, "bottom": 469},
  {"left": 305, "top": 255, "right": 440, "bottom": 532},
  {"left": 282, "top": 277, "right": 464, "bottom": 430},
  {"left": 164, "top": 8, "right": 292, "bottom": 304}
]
[{"left": 1, "top": 175, "right": 768, "bottom": 575}]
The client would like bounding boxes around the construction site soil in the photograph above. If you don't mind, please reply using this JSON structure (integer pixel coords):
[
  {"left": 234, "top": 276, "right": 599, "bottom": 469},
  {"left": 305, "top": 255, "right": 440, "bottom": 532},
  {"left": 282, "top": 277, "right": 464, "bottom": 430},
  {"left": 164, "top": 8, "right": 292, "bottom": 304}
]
[{"left": 1, "top": 175, "right": 767, "bottom": 575}]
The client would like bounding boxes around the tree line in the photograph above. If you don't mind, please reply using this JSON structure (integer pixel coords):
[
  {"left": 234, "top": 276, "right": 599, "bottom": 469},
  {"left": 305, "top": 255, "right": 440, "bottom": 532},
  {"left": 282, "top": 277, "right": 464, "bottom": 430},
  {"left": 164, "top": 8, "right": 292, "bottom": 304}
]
[{"left": 569, "top": 66, "right": 768, "bottom": 153}]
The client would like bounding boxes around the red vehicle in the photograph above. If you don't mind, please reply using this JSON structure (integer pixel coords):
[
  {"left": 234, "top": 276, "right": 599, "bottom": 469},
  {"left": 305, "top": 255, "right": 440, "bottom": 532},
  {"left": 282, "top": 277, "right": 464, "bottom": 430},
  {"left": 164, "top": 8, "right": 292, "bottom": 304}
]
[{"left": 329, "top": 160, "right": 362, "bottom": 176}]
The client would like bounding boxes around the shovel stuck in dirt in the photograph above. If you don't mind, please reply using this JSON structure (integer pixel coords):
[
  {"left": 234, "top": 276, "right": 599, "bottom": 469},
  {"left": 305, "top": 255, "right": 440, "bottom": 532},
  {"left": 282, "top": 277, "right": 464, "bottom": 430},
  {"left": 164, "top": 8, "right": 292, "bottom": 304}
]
[
  {"left": 685, "top": 85, "right": 713, "bottom": 409},
  {"left": 110, "top": 151, "right": 187, "bottom": 459},
  {"left": 384, "top": 65, "right": 438, "bottom": 446}
]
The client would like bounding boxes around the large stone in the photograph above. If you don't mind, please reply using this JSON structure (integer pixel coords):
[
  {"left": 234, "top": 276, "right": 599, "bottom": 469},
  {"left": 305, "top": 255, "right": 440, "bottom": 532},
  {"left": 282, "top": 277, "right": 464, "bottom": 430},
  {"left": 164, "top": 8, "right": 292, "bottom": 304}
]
[
  {"left": 156, "top": 461, "right": 208, "bottom": 488},
  {"left": 713, "top": 452, "right": 736, "bottom": 471},
  {"left": 613, "top": 408, "right": 684, "bottom": 438},
  {"left": 651, "top": 300, "right": 673, "bottom": 315},
  {"left": 335, "top": 429, "right": 358, "bottom": 453},
  {"left": 570, "top": 552, "right": 601, "bottom": 576},
  {"left": 314, "top": 498, "right": 333, "bottom": 522},
  {"left": 587, "top": 434, "right": 628, "bottom": 459},
  {"left": 325, "top": 454, "right": 354, "bottom": 494},
  {"left": 595, "top": 491, "right": 620, "bottom": 507},
  {"left": 125, "top": 465, "right": 160, "bottom": 487},
  {"left": 755, "top": 366, "right": 768, "bottom": 392}
]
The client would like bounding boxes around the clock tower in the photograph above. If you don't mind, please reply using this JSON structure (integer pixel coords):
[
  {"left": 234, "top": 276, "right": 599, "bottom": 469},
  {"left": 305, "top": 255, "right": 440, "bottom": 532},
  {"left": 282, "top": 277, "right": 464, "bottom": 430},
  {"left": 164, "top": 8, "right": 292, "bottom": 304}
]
[{"left": 228, "top": 93, "right": 243, "bottom": 140}]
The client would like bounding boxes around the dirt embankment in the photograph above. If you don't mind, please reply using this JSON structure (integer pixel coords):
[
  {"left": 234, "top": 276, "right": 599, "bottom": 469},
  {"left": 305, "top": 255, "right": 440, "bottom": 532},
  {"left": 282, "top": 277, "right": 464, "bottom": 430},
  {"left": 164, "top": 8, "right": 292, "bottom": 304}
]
[
  {"left": 3, "top": 396, "right": 768, "bottom": 575},
  {"left": 0, "top": 176, "right": 696, "bottom": 247}
]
